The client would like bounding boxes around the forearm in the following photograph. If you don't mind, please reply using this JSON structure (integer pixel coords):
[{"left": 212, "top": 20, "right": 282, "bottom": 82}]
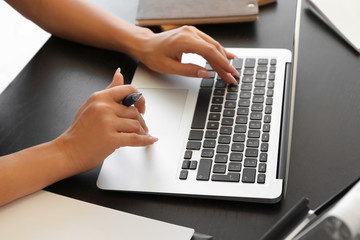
[
  {"left": 0, "top": 140, "right": 75, "bottom": 206},
  {"left": 5, "top": 0, "right": 152, "bottom": 59}
]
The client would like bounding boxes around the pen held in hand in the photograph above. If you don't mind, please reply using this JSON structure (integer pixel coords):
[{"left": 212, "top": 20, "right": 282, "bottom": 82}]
[{"left": 121, "top": 92, "right": 143, "bottom": 107}]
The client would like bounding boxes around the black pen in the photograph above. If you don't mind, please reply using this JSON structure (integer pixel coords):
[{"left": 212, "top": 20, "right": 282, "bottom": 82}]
[{"left": 122, "top": 92, "right": 143, "bottom": 106}]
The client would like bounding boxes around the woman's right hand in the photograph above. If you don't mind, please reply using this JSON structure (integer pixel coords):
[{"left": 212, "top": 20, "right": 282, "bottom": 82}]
[{"left": 55, "top": 68, "right": 158, "bottom": 175}]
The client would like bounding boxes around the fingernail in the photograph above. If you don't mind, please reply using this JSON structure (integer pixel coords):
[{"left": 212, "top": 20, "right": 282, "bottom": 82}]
[
  {"left": 197, "top": 69, "right": 212, "bottom": 78},
  {"left": 149, "top": 135, "right": 159, "bottom": 142},
  {"left": 117, "top": 67, "right": 121, "bottom": 73}
]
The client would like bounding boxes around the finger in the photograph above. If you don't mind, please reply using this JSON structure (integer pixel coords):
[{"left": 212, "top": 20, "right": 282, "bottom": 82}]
[
  {"left": 183, "top": 39, "right": 239, "bottom": 78},
  {"left": 115, "top": 118, "right": 148, "bottom": 135},
  {"left": 107, "top": 68, "right": 124, "bottom": 89},
  {"left": 196, "top": 30, "right": 228, "bottom": 58},
  {"left": 225, "top": 50, "right": 237, "bottom": 59},
  {"left": 112, "top": 105, "right": 149, "bottom": 133},
  {"left": 215, "top": 67, "right": 239, "bottom": 86},
  {"left": 116, "top": 133, "right": 158, "bottom": 147}
]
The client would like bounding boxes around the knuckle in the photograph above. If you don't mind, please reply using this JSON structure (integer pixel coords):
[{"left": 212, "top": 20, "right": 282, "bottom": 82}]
[{"left": 88, "top": 91, "right": 103, "bottom": 102}]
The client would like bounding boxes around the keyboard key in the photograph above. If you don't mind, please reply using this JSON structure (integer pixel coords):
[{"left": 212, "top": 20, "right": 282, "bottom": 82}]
[
  {"left": 266, "top": 98, "right": 273, "bottom": 105},
  {"left": 253, "top": 96, "right": 264, "bottom": 103},
  {"left": 221, "top": 118, "right": 234, "bottom": 126},
  {"left": 233, "top": 134, "right": 245, "bottom": 142},
  {"left": 232, "top": 58, "right": 243, "bottom": 69},
  {"left": 258, "top": 163, "right": 267, "bottom": 173},
  {"left": 205, "top": 131, "right": 217, "bottom": 139},
  {"left": 197, "top": 159, "right": 212, "bottom": 181},
  {"left": 263, "top": 124, "right": 271, "bottom": 132},
  {"left": 186, "top": 141, "right": 201, "bottom": 150},
  {"left": 226, "top": 93, "right": 238, "bottom": 100},
  {"left": 242, "top": 168, "right": 256, "bottom": 183},
  {"left": 261, "top": 143, "right": 268, "bottom": 152},
  {"left": 254, "top": 88, "right": 266, "bottom": 95},
  {"left": 218, "top": 135, "right": 231, "bottom": 144},
  {"left": 248, "top": 130, "right": 260, "bottom": 138},
  {"left": 242, "top": 76, "right": 253, "bottom": 83},
  {"left": 244, "top": 68, "right": 255, "bottom": 75},
  {"left": 247, "top": 139, "right": 259, "bottom": 148},
  {"left": 207, "top": 122, "right": 219, "bottom": 130},
  {"left": 220, "top": 127, "right": 232, "bottom": 135},
  {"left": 255, "top": 80, "right": 266, "bottom": 87},
  {"left": 223, "top": 109, "right": 235, "bottom": 117},
  {"left": 269, "top": 73, "right": 275, "bottom": 80},
  {"left": 212, "top": 96, "right": 224, "bottom": 104},
  {"left": 210, "top": 105, "right": 222, "bottom": 112},
  {"left": 179, "top": 170, "right": 188, "bottom": 180},
  {"left": 231, "top": 143, "right": 244, "bottom": 152},
  {"left": 241, "top": 84, "right": 252, "bottom": 91},
  {"left": 184, "top": 151, "right": 192, "bottom": 159},
  {"left": 217, "top": 145, "right": 230, "bottom": 153},
  {"left": 228, "top": 85, "right": 239, "bottom": 92},
  {"left": 257, "top": 66, "right": 267, "bottom": 72},
  {"left": 190, "top": 161, "right": 198, "bottom": 170},
  {"left": 244, "top": 158, "right": 257, "bottom": 167},
  {"left": 228, "top": 162, "right": 242, "bottom": 172},
  {"left": 215, "top": 154, "right": 228, "bottom": 163},
  {"left": 237, "top": 108, "right": 249, "bottom": 115},
  {"left": 251, "top": 104, "right": 263, "bottom": 111},
  {"left": 182, "top": 160, "right": 191, "bottom": 169},
  {"left": 201, "top": 149, "right": 214, "bottom": 158},
  {"left": 214, "top": 88, "right": 225, "bottom": 96},
  {"left": 213, "top": 164, "right": 226, "bottom": 174},
  {"left": 258, "top": 58, "right": 268, "bottom": 65},
  {"left": 264, "top": 115, "right": 271, "bottom": 123},
  {"left": 225, "top": 101, "right": 237, "bottom": 108},
  {"left": 234, "top": 125, "right": 247, "bottom": 133},
  {"left": 257, "top": 174, "right": 266, "bottom": 184},
  {"left": 215, "top": 80, "right": 227, "bottom": 88},
  {"left": 249, "top": 121, "right": 261, "bottom": 129},
  {"left": 189, "top": 130, "right": 204, "bottom": 140},
  {"left": 245, "top": 149, "right": 258, "bottom": 157},
  {"left": 270, "top": 59, "right": 277, "bottom": 65},
  {"left": 238, "top": 100, "right": 250, "bottom": 107},
  {"left": 201, "top": 78, "right": 214, "bottom": 88},
  {"left": 262, "top": 133, "right": 270, "bottom": 142},
  {"left": 191, "top": 88, "right": 212, "bottom": 129},
  {"left": 212, "top": 173, "right": 240, "bottom": 182},
  {"left": 209, "top": 113, "right": 221, "bottom": 121},
  {"left": 270, "top": 66, "right": 276, "bottom": 73},
  {"left": 240, "top": 91, "right": 251, "bottom": 99},
  {"left": 265, "top": 106, "right": 272, "bottom": 114},
  {"left": 245, "top": 58, "right": 256, "bottom": 68},
  {"left": 230, "top": 153, "right": 243, "bottom": 162},
  {"left": 203, "top": 139, "right": 216, "bottom": 148},
  {"left": 250, "top": 112, "right": 262, "bottom": 120},
  {"left": 255, "top": 73, "right": 267, "bottom": 80},
  {"left": 236, "top": 116, "right": 248, "bottom": 124},
  {"left": 260, "top": 153, "right": 268, "bottom": 162}
]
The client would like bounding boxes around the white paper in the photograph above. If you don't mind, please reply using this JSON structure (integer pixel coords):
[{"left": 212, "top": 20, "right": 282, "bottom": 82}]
[
  {"left": 306, "top": 0, "right": 360, "bottom": 53},
  {"left": 0, "top": 191, "right": 194, "bottom": 240}
]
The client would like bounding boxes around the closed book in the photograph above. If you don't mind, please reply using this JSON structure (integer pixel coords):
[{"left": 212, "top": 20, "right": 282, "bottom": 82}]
[{"left": 136, "top": 0, "right": 259, "bottom": 26}]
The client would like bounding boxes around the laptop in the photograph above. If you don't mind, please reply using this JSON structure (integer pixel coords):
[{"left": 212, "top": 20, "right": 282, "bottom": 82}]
[{"left": 97, "top": 1, "right": 300, "bottom": 203}]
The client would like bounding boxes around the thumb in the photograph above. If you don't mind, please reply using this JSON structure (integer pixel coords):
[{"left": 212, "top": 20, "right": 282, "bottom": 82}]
[{"left": 107, "top": 68, "right": 124, "bottom": 89}]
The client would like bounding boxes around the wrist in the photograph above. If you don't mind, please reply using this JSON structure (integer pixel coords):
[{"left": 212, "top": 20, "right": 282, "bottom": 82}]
[{"left": 114, "top": 25, "right": 154, "bottom": 61}]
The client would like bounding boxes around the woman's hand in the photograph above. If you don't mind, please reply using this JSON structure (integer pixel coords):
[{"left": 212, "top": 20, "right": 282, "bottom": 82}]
[
  {"left": 55, "top": 68, "right": 158, "bottom": 174},
  {"left": 135, "top": 26, "right": 239, "bottom": 85}
]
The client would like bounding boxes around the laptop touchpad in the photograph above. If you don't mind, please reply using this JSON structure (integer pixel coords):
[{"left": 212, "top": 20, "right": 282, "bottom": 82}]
[{"left": 139, "top": 88, "right": 188, "bottom": 137}]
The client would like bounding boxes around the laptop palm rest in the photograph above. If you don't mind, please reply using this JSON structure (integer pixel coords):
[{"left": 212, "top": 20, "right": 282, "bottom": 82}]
[{"left": 97, "top": 88, "right": 189, "bottom": 192}]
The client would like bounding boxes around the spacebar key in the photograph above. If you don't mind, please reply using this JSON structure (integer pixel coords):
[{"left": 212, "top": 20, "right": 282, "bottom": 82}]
[
  {"left": 191, "top": 88, "right": 212, "bottom": 129},
  {"left": 212, "top": 173, "right": 240, "bottom": 182}
]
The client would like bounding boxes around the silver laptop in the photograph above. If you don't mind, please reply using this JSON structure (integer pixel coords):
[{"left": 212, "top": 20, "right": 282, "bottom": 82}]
[
  {"left": 97, "top": 44, "right": 296, "bottom": 203},
  {"left": 97, "top": 0, "right": 303, "bottom": 203}
]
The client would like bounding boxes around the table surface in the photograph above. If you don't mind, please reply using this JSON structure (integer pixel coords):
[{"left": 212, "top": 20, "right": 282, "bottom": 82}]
[{"left": 1, "top": 0, "right": 359, "bottom": 239}]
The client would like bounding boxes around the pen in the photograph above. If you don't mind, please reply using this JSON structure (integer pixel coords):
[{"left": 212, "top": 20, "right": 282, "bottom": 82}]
[{"left": 122, "top": 92, "right": 143, "bottom": 107}]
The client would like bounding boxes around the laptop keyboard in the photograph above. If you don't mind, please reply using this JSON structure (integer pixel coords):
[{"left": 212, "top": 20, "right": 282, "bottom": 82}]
[{"left": 179, "top": 57, "right": 277, "bottom": 184}]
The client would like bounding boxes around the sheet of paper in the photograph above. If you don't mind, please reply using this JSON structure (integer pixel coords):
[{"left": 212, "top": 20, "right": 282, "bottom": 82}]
[
  {"left": 0, "top": 191, "right": 194, "bottom": 240},
  {"left": 306, "top": 0, "right": 360, "bottom": 53}
]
